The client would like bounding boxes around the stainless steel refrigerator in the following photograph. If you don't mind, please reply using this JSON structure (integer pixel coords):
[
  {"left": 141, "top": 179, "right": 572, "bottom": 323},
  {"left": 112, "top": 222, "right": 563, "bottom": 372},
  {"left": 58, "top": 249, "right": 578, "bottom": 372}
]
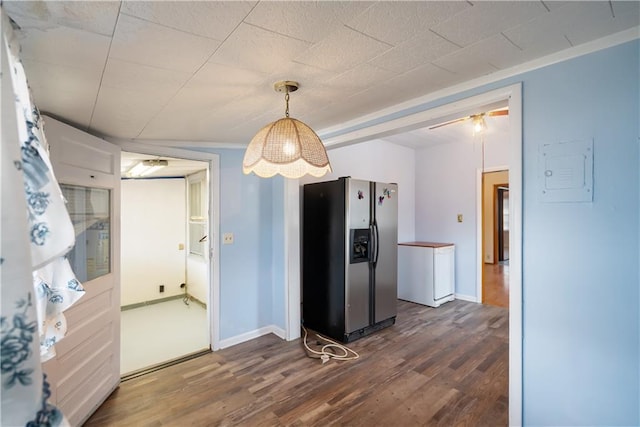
[{"left": 302, "top": 177, "right": 398, "bottom": 342}]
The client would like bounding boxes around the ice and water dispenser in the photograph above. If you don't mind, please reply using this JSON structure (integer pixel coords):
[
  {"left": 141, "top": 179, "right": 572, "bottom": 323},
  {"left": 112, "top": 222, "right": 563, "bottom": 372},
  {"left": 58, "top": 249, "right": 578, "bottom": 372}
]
[{"left": 350, "top": 229, "right": 370, "bottom": 264}]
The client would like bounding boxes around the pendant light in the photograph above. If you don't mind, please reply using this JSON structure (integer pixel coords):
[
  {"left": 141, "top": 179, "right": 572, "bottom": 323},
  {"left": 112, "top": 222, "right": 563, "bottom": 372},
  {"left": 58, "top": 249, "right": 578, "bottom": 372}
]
[{"left": 242, "top": 81, "right": 332, "bottom": 179}]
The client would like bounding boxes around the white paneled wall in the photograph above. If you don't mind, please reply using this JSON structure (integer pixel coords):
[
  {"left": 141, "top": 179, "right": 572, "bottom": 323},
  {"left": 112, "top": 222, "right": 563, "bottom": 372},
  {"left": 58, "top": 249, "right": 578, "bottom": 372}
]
[{"left": 121, "top": 178, "right": 186, "bottom": 305}]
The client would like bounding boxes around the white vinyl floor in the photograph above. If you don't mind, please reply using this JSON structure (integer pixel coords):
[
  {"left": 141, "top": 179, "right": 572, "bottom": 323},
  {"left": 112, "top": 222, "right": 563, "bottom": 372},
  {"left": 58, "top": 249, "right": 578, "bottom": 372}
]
[{"left": 120, "top": 298, "right": 209, "bottom": 375}]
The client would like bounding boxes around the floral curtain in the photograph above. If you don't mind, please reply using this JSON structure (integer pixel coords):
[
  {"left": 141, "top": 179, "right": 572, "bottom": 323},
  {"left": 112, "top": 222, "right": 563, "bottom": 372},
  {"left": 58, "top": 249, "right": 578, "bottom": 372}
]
[{"left": 1, "top": 8, "right": 85, "bottom": 426}]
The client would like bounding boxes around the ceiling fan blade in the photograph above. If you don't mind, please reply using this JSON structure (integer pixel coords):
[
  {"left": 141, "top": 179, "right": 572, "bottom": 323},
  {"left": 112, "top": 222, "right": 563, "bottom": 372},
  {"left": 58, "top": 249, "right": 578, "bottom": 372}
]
[
  {"left": 428, "top": 116, "right": 470, "bottom": 130},
  {"left": 487, "top": 109, "right": 509, "bottom": 117}
]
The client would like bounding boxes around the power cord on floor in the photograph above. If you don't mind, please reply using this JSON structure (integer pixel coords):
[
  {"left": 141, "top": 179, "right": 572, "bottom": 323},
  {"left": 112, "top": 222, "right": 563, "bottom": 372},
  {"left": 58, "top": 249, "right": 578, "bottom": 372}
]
[
  {"left": 301, "top": 325, "right": 359, "bottom": 364},
  {"left": 180, "top": 283, "right": 190, "bottom": 306}
]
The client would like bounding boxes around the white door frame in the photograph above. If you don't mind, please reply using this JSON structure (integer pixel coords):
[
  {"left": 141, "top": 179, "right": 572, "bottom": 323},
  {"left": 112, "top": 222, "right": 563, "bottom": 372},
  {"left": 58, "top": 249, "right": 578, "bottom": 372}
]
[
  {"left": 285, "top": 83, "right": 523, "bottom": 426},
  {"left": 284, "top": 178, "right": 301, "bottom": 340},
  {"left": 113, "top": 141, "right": 221, "bottom": 350}
]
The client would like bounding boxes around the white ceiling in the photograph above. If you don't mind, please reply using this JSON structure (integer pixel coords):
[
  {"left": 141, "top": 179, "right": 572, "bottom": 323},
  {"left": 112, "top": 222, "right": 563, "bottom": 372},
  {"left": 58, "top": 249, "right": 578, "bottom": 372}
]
[{"left": 4, "top": 1, "right": 639, "bottom": 148}]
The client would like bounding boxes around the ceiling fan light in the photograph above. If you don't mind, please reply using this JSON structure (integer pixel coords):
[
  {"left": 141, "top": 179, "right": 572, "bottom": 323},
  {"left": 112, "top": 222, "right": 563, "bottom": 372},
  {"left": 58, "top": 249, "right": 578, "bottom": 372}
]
[{"left": 472, "top": 115, "right": 487, "bottom": 135}]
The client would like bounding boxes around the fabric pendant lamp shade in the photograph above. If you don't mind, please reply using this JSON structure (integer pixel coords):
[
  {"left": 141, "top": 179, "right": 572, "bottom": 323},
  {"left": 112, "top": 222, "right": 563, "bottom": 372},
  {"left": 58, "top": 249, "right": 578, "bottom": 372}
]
[
  {"left": 242, "top": 80, "right": 332, "bottom": 179},
  {"left": 243, "top": 117, "right": 331, "bottom": 178}
]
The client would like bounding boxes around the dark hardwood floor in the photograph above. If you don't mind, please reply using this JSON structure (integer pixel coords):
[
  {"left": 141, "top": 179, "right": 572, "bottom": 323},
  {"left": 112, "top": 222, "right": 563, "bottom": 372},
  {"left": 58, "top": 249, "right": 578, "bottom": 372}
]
[{"left": 86, "top": 300, "right": 508, "bottom": 426}]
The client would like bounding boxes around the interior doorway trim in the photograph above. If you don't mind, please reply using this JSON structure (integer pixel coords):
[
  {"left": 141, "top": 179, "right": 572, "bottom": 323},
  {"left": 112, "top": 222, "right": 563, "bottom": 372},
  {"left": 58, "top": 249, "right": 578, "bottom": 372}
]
[
  {"left": 286, "top": 83, "right": 523, "bottom": 425},
  {"left": 284, "top": 178, "right": 301, "bottom": 340},
  {"left": 112, "top": 141, "right": 221, "bottom": 351}
]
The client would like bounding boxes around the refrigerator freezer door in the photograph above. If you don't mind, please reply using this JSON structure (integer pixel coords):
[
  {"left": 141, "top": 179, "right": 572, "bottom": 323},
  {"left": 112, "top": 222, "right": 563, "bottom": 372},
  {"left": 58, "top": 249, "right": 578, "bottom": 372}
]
[
  {"left": 345, "top": 179, "right": 371, "bottom": 333},
  {"left": 347, "top": 179, "right": 370, "bottom": 229},
  {"left": 373, "top": 182, "right": 398, "bottom": 323}
]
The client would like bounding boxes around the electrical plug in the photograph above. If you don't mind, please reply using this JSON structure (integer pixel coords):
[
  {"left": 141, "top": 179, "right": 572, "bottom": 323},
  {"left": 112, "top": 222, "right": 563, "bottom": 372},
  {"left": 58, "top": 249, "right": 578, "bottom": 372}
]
[{"left": 321, "top": 354, "right": 330, "bottom": 364}]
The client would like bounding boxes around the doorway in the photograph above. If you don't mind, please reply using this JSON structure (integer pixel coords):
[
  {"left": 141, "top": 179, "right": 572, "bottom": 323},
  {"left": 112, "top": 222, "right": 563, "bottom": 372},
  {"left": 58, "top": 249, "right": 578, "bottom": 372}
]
[
  {"left": 119, "top": 151, "right": 211, "bottom": 376},
  {"left": 481, "top": 171, "right": 509, "bottom": 308},
  {"left": 497, "top": 186, "right": 509, "bottom": 263}
]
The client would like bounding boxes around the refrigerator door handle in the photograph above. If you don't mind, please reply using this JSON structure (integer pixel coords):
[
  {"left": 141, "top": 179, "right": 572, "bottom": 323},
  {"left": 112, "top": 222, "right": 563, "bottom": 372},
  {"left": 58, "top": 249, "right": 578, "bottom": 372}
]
[
  {"left": 368, "top": 224, "right": 376, "bottom": 264},
  {"left": 373, "top": 221, "right": 380, "bottom": 267}
]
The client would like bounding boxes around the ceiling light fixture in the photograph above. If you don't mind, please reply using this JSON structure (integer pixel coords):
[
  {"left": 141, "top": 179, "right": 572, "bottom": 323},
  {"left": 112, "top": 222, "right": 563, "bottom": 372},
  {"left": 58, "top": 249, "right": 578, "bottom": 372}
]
[
  {"left": 472, "top": 114, "right": 487, "bottom": 135},
  {"left": 242, "top": 80, "right": 331, "bottom": 179},
  {"left": 128, "top": 159, "right": 168, "bottom": 177},
  {"left": 428, "top": 108, "right": 507, "bottom": 132}
]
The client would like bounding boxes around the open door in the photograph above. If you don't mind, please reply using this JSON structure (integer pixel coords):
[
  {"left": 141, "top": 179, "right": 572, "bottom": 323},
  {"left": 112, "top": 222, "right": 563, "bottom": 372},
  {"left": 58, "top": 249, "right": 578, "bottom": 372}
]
[
  {"left": 119, "top": 158, "right": 211, "bottom": 375},
  {"left": 43, "top": 116, "right": 121, "bottom": 425}
]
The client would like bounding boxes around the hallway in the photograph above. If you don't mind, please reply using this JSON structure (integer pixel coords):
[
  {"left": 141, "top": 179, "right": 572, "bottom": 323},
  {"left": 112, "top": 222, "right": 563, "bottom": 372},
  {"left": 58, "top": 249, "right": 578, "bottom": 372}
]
[{"left": 483, "top": 262, "right": 509, "bottom": 308}]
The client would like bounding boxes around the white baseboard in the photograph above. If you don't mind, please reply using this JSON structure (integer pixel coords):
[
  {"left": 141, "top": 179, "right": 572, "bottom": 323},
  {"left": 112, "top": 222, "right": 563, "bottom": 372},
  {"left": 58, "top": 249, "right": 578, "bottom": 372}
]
[
  {"left": 270, "top": 325, "right": 286, "bottom": 340},
  {"left": 455, "top": 293, "right": 479, "bottom": 303},
  {"left": 218, "top": 325, "right": 286, "bottom": 349}
]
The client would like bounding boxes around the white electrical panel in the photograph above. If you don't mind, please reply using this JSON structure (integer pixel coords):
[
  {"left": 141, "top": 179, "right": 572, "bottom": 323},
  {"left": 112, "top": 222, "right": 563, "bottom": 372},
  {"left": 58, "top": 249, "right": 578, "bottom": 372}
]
[{"left": 539, "top": 139, "right": 593, "bottom": 203}]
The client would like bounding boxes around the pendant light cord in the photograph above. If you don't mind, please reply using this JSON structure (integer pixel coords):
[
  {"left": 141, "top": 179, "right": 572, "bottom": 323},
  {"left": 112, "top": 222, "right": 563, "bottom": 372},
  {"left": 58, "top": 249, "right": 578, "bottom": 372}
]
[{"left": 285, "top": 91, "right": 290, "bottom": 118}]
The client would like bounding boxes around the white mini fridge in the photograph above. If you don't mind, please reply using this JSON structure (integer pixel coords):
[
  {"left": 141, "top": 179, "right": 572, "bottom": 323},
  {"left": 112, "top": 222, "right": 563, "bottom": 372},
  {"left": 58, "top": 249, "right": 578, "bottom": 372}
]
[{"left": 398, "top": 242, "right": 455, "bottom": 308}]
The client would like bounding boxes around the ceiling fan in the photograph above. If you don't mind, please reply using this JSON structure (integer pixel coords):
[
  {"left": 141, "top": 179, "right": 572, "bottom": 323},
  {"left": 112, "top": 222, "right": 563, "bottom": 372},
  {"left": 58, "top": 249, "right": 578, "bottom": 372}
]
[{"left": 428, "top": 108, "right": 509, "bottom": 131}]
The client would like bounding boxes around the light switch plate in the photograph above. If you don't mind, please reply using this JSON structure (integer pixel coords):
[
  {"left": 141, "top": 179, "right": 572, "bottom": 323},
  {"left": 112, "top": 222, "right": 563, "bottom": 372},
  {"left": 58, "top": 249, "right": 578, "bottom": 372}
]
[{"left": 539, "top": 139, "right": 593, "bottom": 203}]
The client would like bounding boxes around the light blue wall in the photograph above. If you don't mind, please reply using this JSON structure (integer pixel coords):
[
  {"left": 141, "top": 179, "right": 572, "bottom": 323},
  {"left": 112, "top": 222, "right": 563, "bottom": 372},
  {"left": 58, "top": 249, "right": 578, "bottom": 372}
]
[
  {"left": 190, "top": 148, "right": 284, "bottom": 340},
  {"left": 518, "top": 40, "right": 639, "bottom": 426}
]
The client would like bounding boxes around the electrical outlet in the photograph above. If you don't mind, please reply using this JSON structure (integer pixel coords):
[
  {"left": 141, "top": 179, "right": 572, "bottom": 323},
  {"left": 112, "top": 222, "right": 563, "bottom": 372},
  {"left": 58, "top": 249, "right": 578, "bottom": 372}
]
[
  {"left": 223, "top": 233, "right": 234, "bottom": 245},
  {"left": 159, "top": 285, "right": 164, "bottom": 293}
]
